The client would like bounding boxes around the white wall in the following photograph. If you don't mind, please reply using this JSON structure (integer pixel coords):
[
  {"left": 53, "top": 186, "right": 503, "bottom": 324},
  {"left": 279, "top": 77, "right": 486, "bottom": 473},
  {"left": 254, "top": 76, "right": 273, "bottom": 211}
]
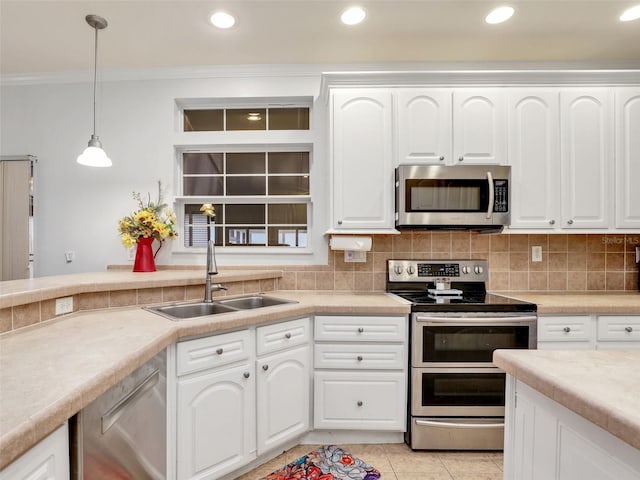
[{"left": 0, "top": 67, "right": 328, "bottom": 276}]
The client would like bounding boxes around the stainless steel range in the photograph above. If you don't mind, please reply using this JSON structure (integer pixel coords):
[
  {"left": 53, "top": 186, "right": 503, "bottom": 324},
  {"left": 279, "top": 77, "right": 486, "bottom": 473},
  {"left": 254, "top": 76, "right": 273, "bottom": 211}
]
[{"left": 387, "top": 259, "right": 537, "bottom": 451}]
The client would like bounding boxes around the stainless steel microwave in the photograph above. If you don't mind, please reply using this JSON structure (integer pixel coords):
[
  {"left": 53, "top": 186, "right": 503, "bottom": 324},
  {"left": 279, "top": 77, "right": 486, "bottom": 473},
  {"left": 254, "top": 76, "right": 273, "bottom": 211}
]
[{"left": 396, "top": 165, "right": 511, "bottom": 231}]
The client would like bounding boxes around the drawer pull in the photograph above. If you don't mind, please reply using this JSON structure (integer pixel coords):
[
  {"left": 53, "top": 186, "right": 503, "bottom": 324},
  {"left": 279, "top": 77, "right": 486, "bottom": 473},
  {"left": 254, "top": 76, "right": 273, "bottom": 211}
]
[
  {"left": 243, "top": 372, "right": 250, "bottom": 379},
  {"left": 563, "top": 327, "right": 571, "bottom": 333},
  {"left": 262, "top": 364, "right": 269, "bottom": 371},
  {"left": 216, "top": 348, "right": 224, "bottom": 355},
  {"left": 285, "top": 332, "right": 292, "bottom": 339},
  {"left": 357, "top": 400, "right": 363, "bottom": 407},
  {"left": 625, "top": 326, "right": 633, "bottom": 333},
  {"left": 357, "top": 355, "right": 363, "bottom": 361},
  {"left": 357, "top": 327, "right": 364, "bottom": 333}
]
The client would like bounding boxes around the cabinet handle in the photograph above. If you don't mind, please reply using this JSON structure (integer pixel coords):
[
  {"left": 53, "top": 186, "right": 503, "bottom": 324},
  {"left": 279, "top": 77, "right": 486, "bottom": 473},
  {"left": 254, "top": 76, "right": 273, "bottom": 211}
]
[
  {"left": 563, "top": 326, "right": 571, "bottom": 333},
  {"left": 357, "top": 327, "right": 364, "bottom": 333},
  {"left": 337, "top": 220, "right": 343, "bottom": 225},
  {"left": 549, "top": 219, "right": 555, "bottom": 225},
  {"left": 625, "top": 326, "right": 633, "bottom": 333},
  {"left": 357, "top": 355, "right": 363, "bottom": 361},
  {"left": 284, "top": 332, "right": 292, "bottom": 339},
  {"left": 262, "top": 364, "right": 269, "bottom": 371},
  {"left": 439, "top": 156, "right": 445, "bottom": 161},
  {"left": 357, "top": 400, "right": 363, "bottom": 407},
  {"left": 243, "top": 372, "right": 250, "bottom": 378},
  {"left": 216, "top": 348, "right": 224, "bottom": 355},
  {"left": 458, "top": 156, "right": 464, "bottom": 162},
  {"left": 567, "top": 219, "right": 574, "bottom": 225}
]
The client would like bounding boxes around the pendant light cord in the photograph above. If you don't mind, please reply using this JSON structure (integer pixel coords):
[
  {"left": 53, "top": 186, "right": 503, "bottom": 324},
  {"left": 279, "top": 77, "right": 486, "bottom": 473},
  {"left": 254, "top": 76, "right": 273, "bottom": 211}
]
[{"left": 92, "top": 25, "right": 98, "bottom": 137}]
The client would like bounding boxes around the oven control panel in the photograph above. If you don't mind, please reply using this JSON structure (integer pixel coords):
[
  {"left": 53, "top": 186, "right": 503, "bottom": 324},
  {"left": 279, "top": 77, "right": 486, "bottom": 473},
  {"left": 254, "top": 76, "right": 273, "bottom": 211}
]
[{"left": 388, "top": 259, "right": 488, "bottom": 283}]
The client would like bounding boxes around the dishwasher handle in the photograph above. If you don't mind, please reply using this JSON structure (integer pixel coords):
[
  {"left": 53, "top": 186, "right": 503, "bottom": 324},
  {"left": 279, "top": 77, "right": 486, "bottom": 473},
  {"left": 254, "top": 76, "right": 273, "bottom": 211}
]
[{"left": 101, "top": 370, "right": 160, "bottom": 434}]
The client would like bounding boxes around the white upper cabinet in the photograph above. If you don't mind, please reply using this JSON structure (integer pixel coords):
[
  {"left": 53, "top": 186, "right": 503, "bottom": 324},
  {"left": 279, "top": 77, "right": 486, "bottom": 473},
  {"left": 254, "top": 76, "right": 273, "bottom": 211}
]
[
  {"left": 396, "top": 89, "right": 452, "bottom": 164},
  {"left": 330, "top": 89, "right": 395, "bottom": 232},
  {"left": 452, "top": 89, "right": 506, "bottom": 164},
  {"left": 615, "top": 88, "right": 640, "bottom": 228},
  {"left": 560, "top": 89, "right": 613, "bottom": 229},
  {"left": 508, "top": 90, "right": 561, "bottom": 229}
]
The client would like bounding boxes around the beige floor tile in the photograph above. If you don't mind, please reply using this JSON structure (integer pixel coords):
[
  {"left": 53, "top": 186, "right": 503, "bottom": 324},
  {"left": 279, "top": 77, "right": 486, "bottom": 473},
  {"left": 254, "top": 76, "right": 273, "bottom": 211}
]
[
  {"left": 395, "top": 473, "right": 453, "bottom": 480},
  {"left": 388, "top": 453, "right": 448, "bottom": 474},
  {"left": 383, "top": 443, "right": 414, "bottom": 454},
  {"left": 452, "top": 474, "right": 503, "bottom": 480},
  {"left": 440, "top": 457, "right": 503, "bottom": 476}
]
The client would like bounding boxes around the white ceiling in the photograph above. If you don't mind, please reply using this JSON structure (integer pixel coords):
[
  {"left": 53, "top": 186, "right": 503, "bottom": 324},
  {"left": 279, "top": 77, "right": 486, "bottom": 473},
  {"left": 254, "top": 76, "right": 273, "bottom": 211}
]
[{"left": 2, "top": 0, "right": 640, "bottom": 76}]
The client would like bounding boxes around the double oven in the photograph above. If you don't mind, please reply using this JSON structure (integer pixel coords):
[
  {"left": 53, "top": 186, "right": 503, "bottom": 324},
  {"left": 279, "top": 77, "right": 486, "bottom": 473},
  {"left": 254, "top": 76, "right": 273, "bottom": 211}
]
[{"left": 388, "top": 259, "right": 537, "bottom": 450}]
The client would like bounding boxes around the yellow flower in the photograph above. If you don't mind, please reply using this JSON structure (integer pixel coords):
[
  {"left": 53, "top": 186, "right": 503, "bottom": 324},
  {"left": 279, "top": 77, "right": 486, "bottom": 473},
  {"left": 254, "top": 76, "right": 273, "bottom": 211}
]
[
  {"left": 121, "top": 233, "right": 136, "bottom": 248},
  {"left": 200, "top": 203, "right": 216, "bottom": 217}
]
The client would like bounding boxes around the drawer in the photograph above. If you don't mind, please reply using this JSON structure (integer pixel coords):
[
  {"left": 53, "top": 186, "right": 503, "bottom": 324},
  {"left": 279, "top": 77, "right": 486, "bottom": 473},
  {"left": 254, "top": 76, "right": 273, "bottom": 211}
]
[
  {"left": 177, "top": 329, "right": 253, "bottom": 376},
  {"left": 314, "top": 343, "right": 405, "bottom": 370},
  {"left": 313, "top": 370, "right": 406, "bottom": 431},
  {"left": 257, "top": 317, "right": 311, "bottom": 356},
  {"left": 597, "top": 316, "right": 640, "bottom": 342},
  {"left": 537, "top": 315, "right": 593, "bottom": 343},
  {"left": 314, "top": 315, "right": 407, "bottom": 342}
]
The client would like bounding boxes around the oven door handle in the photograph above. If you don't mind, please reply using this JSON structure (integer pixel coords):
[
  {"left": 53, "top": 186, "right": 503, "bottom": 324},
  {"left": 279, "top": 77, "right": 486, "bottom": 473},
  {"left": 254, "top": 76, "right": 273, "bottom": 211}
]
[
  {"left": 486, "top": 170, "right": 495, "bottom": 219},
  {"left": 415, "top": 419, "right": 504, "bottom": 429},
  {"left": 417, "top": 315, "right": 537, "bottom": 324}
]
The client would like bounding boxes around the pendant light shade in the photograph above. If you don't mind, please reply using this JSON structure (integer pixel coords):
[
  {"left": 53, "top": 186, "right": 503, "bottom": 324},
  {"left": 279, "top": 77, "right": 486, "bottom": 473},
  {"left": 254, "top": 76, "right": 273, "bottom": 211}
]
[{"left": 77, "top": 14, "right": 111, "bottom": 167}]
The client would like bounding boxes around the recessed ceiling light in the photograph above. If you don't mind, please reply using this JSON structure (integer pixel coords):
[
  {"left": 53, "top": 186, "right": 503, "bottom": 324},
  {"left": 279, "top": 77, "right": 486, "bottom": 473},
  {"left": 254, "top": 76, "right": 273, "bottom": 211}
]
[
  {"left": 210, "top": 11, "right": 236, "bottom": 29},
  {"left": 341, "top": 6, "right": 366, "bottom": 25},
  {"left": 620, "top": 5, "right": 640, "bottom": 21},
  {"left": 485, "top": 6, "right": 515, "bottom": 24}
]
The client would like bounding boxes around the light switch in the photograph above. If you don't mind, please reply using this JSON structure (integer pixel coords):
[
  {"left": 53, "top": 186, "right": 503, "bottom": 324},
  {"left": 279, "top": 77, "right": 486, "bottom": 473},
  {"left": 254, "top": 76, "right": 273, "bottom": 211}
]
[{"left": 55, "top": 296, "right": 73, "bottom": 315}]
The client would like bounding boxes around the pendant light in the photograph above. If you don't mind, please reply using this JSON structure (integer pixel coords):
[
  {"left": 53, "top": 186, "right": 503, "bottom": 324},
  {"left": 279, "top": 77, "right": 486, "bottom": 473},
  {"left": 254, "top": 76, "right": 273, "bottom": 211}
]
[{"left": 77, "top": 14, "right": 111, "bottom": 167}]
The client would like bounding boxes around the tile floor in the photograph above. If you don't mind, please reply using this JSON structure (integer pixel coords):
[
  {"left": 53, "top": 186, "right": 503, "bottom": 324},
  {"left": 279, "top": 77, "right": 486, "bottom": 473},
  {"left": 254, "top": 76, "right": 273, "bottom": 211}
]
[{"left": 236, "top": 443, "right": 503, "bottom": 480}]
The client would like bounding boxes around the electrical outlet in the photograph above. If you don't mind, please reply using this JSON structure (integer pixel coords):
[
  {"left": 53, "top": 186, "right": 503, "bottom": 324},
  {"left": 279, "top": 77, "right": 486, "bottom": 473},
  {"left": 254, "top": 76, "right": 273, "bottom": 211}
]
[
  {"left": 531, "top": 246, "right": 543, "bottom": 262},
  {"left": 65, "top": 250, "right": 75, "bottom": 263},
  {"left": 55, "top": 296, "right": 73, "bottom": 315},
  {"left": 344, "top": 250, "right": 367, "bottom": 263}
]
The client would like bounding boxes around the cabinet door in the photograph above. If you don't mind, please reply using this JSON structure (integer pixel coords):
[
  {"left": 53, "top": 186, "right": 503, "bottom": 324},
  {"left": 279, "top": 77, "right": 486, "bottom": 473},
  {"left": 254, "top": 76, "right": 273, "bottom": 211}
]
[
  {"left": 314, "top": 370, "right": 406, "bottom": 431},
  {"left": 452, "top": 89, "right": 506, "bottom": 164},
  {"left": 331, "top": 89, "right": 394, "bottom": 231},
  {"left": 0, "top": 424, "right": 69, "bottom": 480},
  {"left": 507, "top": 89, "right": 560, "bottom": 229},
  {"left": 256, "top": 345, "right": 310, "bottom": 455},
  {"left": 177, "top": 363, "right": 256, "bottom": 480},
  {"left": 615, "top": 88, "right": 640, "bottom": 228},
  {"left": 537, "top": 315, "right": 594, "bottom": 349},
  {"left": 396, "top": 89, "right": 452, "bottom": 164},
  {"left": 560, "top": 89, "right": 613, "bottom": 229}
]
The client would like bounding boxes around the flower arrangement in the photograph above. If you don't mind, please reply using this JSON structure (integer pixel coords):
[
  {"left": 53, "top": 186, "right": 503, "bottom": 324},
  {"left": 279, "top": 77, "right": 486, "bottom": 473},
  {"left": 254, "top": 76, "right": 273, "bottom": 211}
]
[{"left": 118, "top": 181, "right": 178, "bottom": 250}]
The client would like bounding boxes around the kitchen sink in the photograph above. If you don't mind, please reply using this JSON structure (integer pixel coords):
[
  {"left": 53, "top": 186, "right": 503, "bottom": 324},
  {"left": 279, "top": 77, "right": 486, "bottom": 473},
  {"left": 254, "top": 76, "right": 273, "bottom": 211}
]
[
  {"left": 218, "top": 295, "right": 297, "bottom": 310},
  {"left": 144, "top": 295, "right": 297, "bottom": 321}
]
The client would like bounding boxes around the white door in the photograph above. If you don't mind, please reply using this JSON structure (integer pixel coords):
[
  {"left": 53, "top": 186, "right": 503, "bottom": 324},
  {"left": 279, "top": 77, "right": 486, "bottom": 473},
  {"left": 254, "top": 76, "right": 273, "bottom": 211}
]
[
  {"left": 177, "top": 363, "right": 256, "bottom": 480},
  {"left": 256, "top": 345, "right": 310, "bottom": 455},
  {"left": 396, "top": 89, "right": 452, "bottom": 164},
  {"left": 331, "top": 89, "right": 394, "bottom": 231},
  {"left": 615, "top": 87, "right": 640, "bottom": 228},
  {"left": 507, "top": 89, "right": 560, "bottom": 229},
  {"left": 560, "top": 89, "right": 613, "bottom": 229},
  {"left": 452, "top": 89, "right": 506, "bottom": 164}
]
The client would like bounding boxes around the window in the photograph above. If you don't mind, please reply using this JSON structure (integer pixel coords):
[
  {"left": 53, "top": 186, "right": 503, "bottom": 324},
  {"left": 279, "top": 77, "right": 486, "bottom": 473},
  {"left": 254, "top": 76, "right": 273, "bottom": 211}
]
[
  {"left": 184, "top": 107, "right": 310, "bottom": 132},
  {"left": 179, "top": 149, "right": 310, "bottom": 249}
]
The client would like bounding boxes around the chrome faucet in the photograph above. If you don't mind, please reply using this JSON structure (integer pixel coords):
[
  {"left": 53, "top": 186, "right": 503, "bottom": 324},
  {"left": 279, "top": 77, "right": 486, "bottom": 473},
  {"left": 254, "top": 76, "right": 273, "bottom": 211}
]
[{"left": 204, "top": 240, "right": 226, "bottom": 302}]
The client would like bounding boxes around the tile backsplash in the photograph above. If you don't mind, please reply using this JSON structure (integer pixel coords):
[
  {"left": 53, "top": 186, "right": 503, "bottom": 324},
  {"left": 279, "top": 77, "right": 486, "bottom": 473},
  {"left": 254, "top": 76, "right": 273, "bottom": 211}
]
[{"left": 278, "top": 232, "right": 640, "bottom": 292}]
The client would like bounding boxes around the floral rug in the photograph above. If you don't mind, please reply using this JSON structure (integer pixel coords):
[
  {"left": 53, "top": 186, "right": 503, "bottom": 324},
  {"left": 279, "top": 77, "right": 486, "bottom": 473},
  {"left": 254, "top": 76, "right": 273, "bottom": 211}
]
[{"left": 259, "top": 445, "right": 381, "bottom": 480}]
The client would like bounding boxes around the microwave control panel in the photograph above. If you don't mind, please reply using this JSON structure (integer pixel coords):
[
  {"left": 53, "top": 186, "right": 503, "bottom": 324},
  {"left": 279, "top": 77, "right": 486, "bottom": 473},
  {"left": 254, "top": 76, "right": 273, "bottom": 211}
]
[{"left": 494, "top": 180, "right": 509, "bottom": 212}]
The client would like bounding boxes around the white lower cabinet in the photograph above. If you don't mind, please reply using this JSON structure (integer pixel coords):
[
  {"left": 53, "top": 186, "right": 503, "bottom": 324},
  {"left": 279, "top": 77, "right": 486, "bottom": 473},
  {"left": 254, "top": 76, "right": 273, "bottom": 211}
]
[
  {"left": 175, "top": 318, "right": 311, "bottom": 480},
  {"left": 538, "top": 315, "right": 640, "bottom": 350},
  {"left": 0, "top": 424, "right": 69, "bottom": 480},
  {"left": 313, "top": 315, "right": 408, "bottom": 431},
  {"left": 504, "top": 376, "right": 640, "bottom": 480}
]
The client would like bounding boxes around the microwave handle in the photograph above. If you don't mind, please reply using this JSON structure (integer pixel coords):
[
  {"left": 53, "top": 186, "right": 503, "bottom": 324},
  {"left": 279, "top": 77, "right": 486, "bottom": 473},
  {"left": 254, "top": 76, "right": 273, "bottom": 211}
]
[{"left": 486, "top": 171, "right": 494, "bottom": 219}]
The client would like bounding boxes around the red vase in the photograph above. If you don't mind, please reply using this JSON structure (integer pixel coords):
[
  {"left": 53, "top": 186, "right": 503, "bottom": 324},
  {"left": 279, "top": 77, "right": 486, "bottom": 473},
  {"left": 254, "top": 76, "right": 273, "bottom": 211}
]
[{"left": 133, "top": 237, "right": 156, "bottom": 272}]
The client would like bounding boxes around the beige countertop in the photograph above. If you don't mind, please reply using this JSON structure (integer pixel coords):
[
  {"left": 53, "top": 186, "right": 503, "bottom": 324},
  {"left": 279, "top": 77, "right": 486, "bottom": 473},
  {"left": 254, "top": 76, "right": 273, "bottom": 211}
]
[
  {"left": 0, "top": 289, "right": 410, "bottom": 469},
  {"left": 496, "top": 292, "right": 640, "bottom": 314},
  {"left": 494, "top": 349, "right": 640, "bottom": 451}
]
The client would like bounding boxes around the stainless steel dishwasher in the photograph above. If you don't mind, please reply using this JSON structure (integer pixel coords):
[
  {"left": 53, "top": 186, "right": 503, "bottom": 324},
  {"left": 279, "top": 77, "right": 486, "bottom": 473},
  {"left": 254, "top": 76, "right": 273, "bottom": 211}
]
[{"left": 71, "top": 349, "right": 167, "bottom": 479}]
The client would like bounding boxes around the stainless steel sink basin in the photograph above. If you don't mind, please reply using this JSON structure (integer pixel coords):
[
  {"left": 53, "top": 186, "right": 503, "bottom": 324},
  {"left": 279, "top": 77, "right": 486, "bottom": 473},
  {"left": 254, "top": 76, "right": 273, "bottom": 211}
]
[
  {"left": 144, "top": 295, "right": 297, "bottom": 321},
  {"left": 144, "top": 302, "right": 237, "bottom": 320},
  {"left": 218, "top": 295, "right": 297, "bottom": 310}
]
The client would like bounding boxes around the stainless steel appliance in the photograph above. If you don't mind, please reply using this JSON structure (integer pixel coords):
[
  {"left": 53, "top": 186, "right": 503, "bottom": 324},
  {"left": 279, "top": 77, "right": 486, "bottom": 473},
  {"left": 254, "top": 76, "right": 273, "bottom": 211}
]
[
  {"left": 71, "top": 350, "right": 167, "bottom": 479},
  {"left": 395, "top": 165, "right": 511, "bottom": 231},
  {"left": 387, "top": 259, "right": 536, "bottom": 450}
]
